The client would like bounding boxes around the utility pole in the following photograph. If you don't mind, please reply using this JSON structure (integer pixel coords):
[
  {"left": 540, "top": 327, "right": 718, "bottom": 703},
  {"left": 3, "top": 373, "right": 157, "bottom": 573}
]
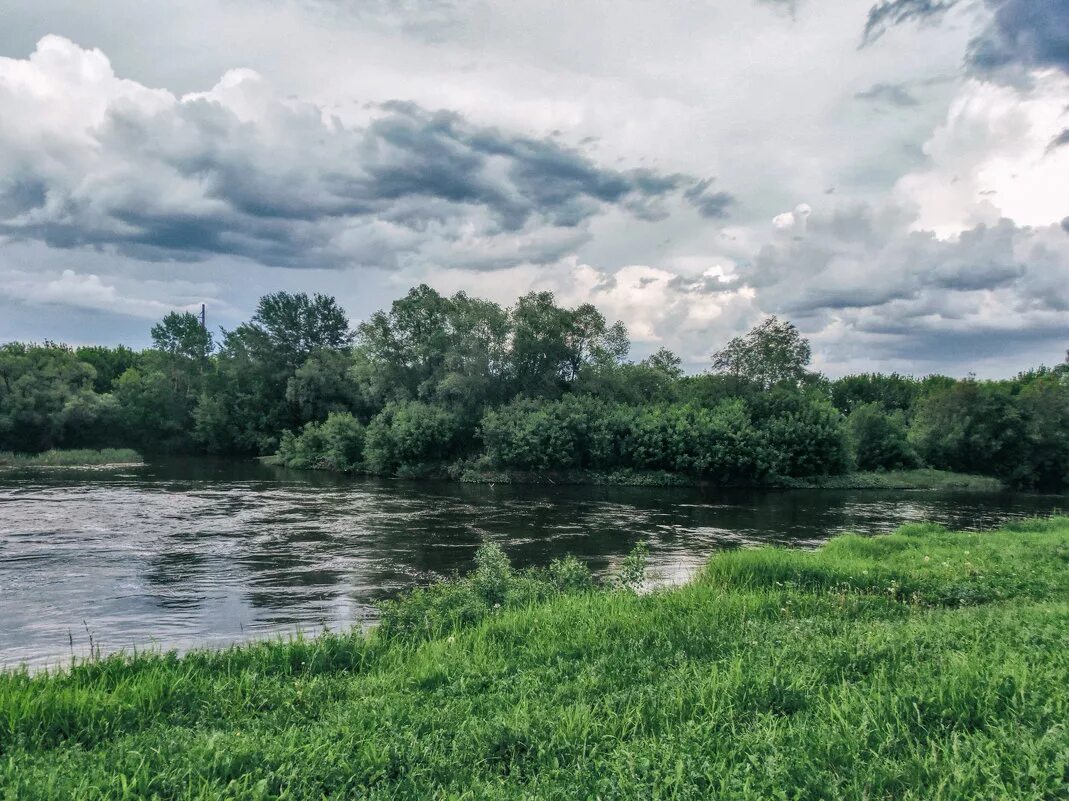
[{"left": 200, "top": 304, "right": 206, "bottom": 330}]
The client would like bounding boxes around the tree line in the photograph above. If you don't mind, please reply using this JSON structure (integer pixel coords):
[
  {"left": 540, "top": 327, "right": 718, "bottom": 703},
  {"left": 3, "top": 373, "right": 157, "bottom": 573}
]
[{"left": 1, "top": 286, "right": 1067, "bottom": 488}]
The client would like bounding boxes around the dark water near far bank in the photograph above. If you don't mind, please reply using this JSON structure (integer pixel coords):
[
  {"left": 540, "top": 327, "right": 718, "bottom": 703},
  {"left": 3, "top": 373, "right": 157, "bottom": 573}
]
[{"left": 1, "top": 458, "right": 1065, "bottom": 669}]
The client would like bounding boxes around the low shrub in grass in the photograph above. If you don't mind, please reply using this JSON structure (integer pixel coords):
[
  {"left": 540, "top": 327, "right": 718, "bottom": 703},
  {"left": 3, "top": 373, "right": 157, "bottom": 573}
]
[{"left": 377, "top": 543, "right": 632, "bottom": 642}]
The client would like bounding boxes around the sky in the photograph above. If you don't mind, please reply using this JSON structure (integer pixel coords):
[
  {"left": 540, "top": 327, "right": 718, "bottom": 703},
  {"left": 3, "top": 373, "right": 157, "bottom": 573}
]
[{"left": 0, "top": 0, "right": 1067, "bottom": 377}]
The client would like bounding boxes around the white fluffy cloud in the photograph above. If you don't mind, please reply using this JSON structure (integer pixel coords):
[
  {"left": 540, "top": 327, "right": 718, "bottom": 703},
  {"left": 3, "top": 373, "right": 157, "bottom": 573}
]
[{"left": 895, "top": 70, "right": 1069, "bottom": 235}]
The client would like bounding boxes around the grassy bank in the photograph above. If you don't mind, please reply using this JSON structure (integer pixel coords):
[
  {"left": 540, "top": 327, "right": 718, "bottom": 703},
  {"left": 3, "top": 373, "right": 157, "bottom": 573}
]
[
  {"left": 0, "top": 448, "right": 142, "bottom": 468},
  {"left": 274, "top": 456, "right": 1004, "bottom": 492},
  {"left": 775, "top": 468, "right": 1006, "bottom": 491},
  {"left": 3, "top": 518, "right": 1066, "bottom": 799},
  {"left": 457, "top": 465, "right": 694, "bottom": 487},
  {"left": 457, "top": 465, "right": 1002, "bottom": 490}
]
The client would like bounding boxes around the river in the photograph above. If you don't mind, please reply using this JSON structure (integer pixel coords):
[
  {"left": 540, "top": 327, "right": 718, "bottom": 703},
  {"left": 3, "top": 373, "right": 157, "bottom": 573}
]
[{"left": 1, "top": 457, "right": 1065, "bottom": 669}]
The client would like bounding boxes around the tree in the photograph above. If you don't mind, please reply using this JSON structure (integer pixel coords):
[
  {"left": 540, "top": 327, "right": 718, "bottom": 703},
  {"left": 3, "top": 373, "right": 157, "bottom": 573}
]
[
  {"left": 151, "top": 312, "right": 213, "bottom": 363},
  {"left": 829, "top": 373, "right": 924, "bottom": 415},
  {"left": 240, "top": 292, "right": 352, "bottom": 370},
  {"left": 507, "top": 292, "right": 576, "bottom": 397},
  {"left": 509, "top": 292, "right": 629, "bottom": 396},
  {"left": 562, "top": 303, "right": 629, "bottom": 381},
  {"left": 0, "top": 343, "right": 98, "bottom": 451},
  {"left": 354, "top": 285, "right": 510, "bottom": 411},
  {"left": 712, "top": 316, "right": 812, "bottom": 389},
  {"left": 286, "top": 349, "right": 364, "bottom": 425},
  {"left": 642, "top": 347, "right": 683, "bottom": 379},
  {"left": 194, "top": 293, "right": 354, "bottom": 454},
  {"left": 1016, "top": 376, "right": 1069, "bottom": 489},
  {"left": 114, "top": 366, "right": 193, "bottom": 451},
  {"left": 75, "top": 345, "right": 141, "bottom": 393}
]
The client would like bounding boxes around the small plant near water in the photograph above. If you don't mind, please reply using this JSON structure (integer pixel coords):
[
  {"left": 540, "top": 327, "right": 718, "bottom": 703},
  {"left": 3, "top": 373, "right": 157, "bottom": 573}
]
[{"left": 377, "top": 540, "right": 648, "bottom": 641}]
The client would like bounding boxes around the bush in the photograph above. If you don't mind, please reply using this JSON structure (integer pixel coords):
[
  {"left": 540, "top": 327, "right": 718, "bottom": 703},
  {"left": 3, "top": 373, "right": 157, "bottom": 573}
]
[
  {"left": 376, "top": 541, "right": 663, "bottom": 642},
  {"left": 909, "top": 381, "right": 1027, "bottom": 479},
  {"left": 847, "top": 403, "right": 919, "bottom": 471},
  {"left": 364, "top": 401, "right": 463, "bottom": 475},
  {"left": 750, "top": 389, "right": 851, "bottom": 477},
  {"left": 277, "top": 412, "right": 366, "bottom": 471},
  {"left": 376, "top": 542, "right": 593, "bottom": 641},
  {"left": 622, "top": 401, "right": 765, "bottom": 479},
  {"left": 479, "top": 397, "right": 599, "bottom": 470},
  {"left": 277, "top": 423, "right": 327, "bottom": 470}
]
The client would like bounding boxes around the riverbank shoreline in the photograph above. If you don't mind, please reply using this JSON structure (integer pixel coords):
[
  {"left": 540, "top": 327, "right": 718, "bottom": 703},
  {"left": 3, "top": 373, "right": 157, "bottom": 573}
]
[
  {"left": 3, "top": 516, "right": 1066, "bottom": 798},
  {"left": 261, "top": 454, "right": 1006, "bottom": 492},
  {"left": 456, "top": 466, "right": 1006, "bottom": 491},
  {"left": 0, "top": 448, "right": 144, "bottom": 469}
]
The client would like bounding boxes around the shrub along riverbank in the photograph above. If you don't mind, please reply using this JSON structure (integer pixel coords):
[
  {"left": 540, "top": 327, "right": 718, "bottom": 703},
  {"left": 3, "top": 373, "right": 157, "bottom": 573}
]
[{"left": 2, "top": 517, "right": 1067, "bottom": 799}]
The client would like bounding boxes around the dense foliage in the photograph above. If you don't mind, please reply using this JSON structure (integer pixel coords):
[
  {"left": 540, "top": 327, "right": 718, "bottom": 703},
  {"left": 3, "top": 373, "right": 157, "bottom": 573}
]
[
  {"left": 2, "top": 286, "right": 1067, "bottom": 487},
  {"left": 3, "top": 518, "right": 1068, "bottom": 799}
]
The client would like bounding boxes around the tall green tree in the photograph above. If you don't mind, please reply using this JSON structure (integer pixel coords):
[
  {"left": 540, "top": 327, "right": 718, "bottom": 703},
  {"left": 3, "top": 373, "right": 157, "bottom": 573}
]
[
  {"left": 354, "top": 285, "right": 509, "bottom": 412},
  {"left": 151, "top": 312, "right": 213, "bottom": 363},
  {"left": 712, "top": 316, "right": 812, "bottom": 389},
  {"left": 74, "top": 345, "right": 141, "bottom": 393},
  {"left": 194, "top": 293, "right": 353, "bottom": 454},
  {"left": 0, "top": 343, "right": 100, "bottom": 451}
]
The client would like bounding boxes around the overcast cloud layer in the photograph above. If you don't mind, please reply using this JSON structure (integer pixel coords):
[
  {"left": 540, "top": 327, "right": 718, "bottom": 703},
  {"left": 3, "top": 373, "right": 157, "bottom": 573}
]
[{"left": 1, "top": 0, "right": 1066, "bottom": 376}]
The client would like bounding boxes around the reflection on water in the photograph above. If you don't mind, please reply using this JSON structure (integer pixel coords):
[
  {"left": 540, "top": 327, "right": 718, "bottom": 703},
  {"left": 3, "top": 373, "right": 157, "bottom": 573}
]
[{"left": 0, "top": 457, "right": 1065, "bottom": 668}]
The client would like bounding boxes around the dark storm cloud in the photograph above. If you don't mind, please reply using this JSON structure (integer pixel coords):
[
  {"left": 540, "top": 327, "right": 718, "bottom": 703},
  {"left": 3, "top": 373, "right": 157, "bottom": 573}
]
[
  {"left": 862, "top": 0, "right": 959, "bottom": 45},
  {"left": 854, "top": 82, "right": 921, "bottom": 106},
  {"left": 682, "top": 179, "right": 736, "bottom": 219},
  {"left": 738, "top": 206, "right": 1069, "bottom": 369},
  {"left": 0, "top": 78, "right": 719, "bottom": 269},
  {"left": 864, "top": 0, "right": 1069, "bottom": 77},
  {"left": 1062, "top": 216, "right": 1069, "bottom": 233},
  {"left": 747, "top": 208, "right": 1067, "bottom": 318},
  {"left": 667, "top": 274, "right": 741, "bottom": 294},
  {"left": 967, "top": 0, "right": 1069, "bottom": 75},
  {"left": 852, "top": 317, "right": 1069, "bottom": 363},
  {"left": 1050, "top": 129, "right": 1069, "bottom": 150}
]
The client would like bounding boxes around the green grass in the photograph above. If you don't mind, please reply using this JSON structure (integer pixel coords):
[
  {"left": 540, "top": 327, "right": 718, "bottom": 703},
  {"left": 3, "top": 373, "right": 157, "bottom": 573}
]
[
  {"left": 0, "top": 448, "right": 143, "bottom": 468},
  {"left": 2, "top": 519, "right": 1068, "bottom": 799},
  {"left": 777, "top": 468, "right": 1006, "bottom": 491},
  {"left": 457, "top": 465, "right": 694, "bottom": 487},
  {"left": 457, "top": 466, "right": 1004, "bottom": 490}
]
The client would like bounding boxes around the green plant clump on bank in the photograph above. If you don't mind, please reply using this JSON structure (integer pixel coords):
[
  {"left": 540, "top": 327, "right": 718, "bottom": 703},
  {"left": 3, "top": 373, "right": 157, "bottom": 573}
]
[
  {"left": 2, "top": 517, "right": 1068, "bottom": 799},
  {"left": 777, "top": 468, "right": 1007, "bottom": 491},
  {"left": 0, "top": 448, "right": 142, "bottom": 468}
]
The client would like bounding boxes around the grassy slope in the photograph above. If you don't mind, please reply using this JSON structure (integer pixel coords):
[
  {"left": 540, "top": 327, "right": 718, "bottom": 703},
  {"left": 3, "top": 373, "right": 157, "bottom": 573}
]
[
  {"left": 2, "top": 519, "right": 1067, "bottom": 800},
  {"left": 0, "top": 449, "right": 142, "bottom": 468}
]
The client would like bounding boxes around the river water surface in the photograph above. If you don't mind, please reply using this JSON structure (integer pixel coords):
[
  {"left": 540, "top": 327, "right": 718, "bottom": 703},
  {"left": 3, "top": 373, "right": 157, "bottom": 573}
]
[{"left": 1, "top": 458, "right": 1065, "bottom": 669}]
